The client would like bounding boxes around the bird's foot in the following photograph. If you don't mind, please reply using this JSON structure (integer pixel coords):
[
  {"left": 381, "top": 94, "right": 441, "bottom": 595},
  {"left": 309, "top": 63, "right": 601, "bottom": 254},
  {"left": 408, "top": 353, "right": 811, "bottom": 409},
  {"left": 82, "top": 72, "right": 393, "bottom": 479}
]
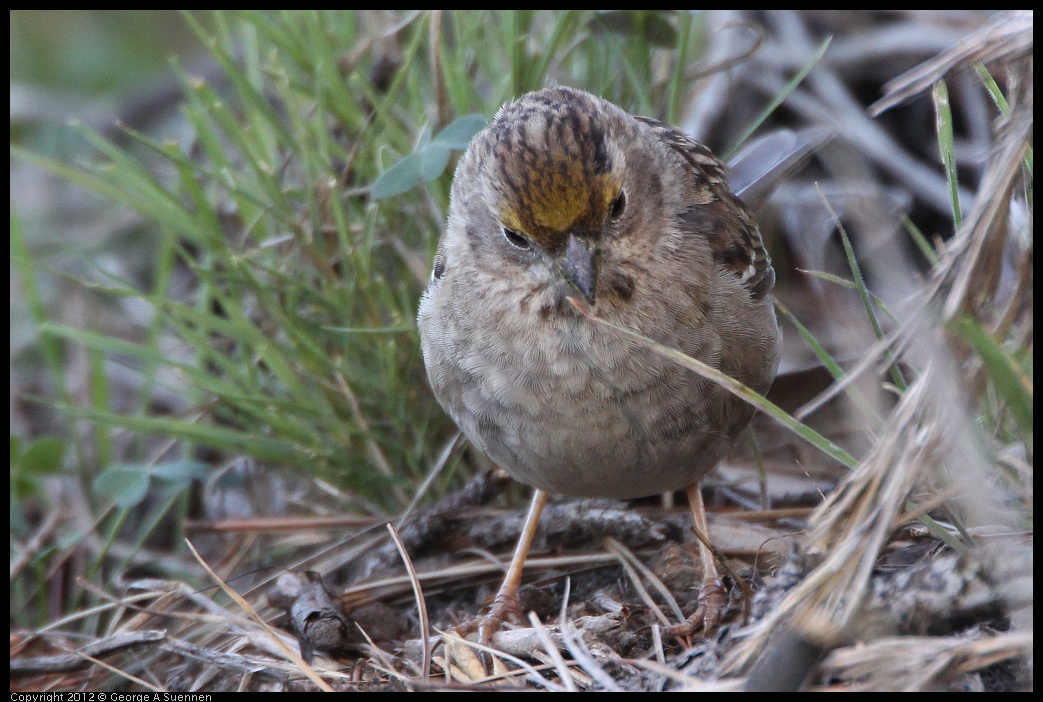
[
  {"left": 450, "top": 588, "right": 524, "bottom": 645},
  {"left": 665, "top": 576, "right": 728, "bottom": 637}
]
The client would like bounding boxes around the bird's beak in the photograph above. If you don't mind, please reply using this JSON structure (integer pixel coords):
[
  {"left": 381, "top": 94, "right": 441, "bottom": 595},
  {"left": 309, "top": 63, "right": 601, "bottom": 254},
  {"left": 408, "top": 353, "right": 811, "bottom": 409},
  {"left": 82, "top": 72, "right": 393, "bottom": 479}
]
[{"left": 560, "top": 233, "right": 599, "bottom": 305}]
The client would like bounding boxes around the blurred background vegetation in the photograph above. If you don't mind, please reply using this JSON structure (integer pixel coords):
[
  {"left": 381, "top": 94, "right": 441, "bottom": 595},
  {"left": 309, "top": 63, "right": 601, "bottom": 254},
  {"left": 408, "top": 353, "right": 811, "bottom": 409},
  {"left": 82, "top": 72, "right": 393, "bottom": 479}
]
[
  {"left": 12, "top": 10, "right": 748, "bottom": 556},
  {"left": 10, "top": 10, "right": 1031, "bottom": 691}
]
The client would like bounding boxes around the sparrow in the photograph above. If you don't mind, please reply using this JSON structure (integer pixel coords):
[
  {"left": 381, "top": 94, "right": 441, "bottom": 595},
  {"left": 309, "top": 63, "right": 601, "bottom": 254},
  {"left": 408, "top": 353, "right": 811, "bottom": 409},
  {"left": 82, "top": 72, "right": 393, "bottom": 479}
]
[{"left": 418, "top": 86, "right": 785, "bottom": 640}]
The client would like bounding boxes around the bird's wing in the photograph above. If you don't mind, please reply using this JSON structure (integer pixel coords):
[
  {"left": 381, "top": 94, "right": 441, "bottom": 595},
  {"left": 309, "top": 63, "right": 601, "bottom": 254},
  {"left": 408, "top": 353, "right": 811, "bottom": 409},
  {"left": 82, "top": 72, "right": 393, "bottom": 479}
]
[{"left": 636, "top": 116, "right": 774, "bottom": 300}]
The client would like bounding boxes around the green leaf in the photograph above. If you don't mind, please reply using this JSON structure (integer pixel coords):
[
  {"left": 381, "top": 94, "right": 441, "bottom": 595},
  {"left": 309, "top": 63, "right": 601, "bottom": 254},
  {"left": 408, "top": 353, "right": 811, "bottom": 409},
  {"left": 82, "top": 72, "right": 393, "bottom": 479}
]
[
  {"left": 371, "top": 152, "right": 424, "bottom": 199},
  {"left": 432, "top": 114, "right": 488, "bottom": 149},
  {"left": 950, "top": 317, "right": 1033, "bottom": 437},
  {"left": 373, "top": 114, "right": 487, "bottom": 199},
  {"left": 933, "top": 80, "right": 961, "bottom": 230},
  {"left": 12, "top": 474, "right": 37, "bottom": 502},
  {"left": 94, "top": 464, "right": 152, "bottom": 508},
  {"left": 420, "top": 144, "right": 451, "bottom": 182},
  {"left": 149, "top": 456, "right": 211, "bottom": 490},
  {"left": 19, "top": 436, "right": 67, "bottom": 476},
  {"left": 150, "top": 460, "right": 211, "bottom": 487},
  {"left": 417, "top": 125, "right": 433, "bottom": 150}
]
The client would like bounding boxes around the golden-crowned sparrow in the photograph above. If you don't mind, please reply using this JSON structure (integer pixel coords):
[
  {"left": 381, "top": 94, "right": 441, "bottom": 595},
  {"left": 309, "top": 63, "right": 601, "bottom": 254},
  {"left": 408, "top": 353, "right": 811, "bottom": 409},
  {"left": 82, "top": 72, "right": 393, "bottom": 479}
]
[{"left": 418, "top": 87, "right": 781, "bottom": 639}]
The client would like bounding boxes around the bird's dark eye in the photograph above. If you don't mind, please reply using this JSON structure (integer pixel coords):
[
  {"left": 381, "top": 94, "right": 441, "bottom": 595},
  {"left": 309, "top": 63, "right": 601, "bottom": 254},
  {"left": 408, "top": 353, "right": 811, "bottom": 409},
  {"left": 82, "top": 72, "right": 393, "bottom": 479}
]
[
  {"left": 502, "top": 226, "right": 530, "bottom": 249},
  {"left": 609, "top": 190, "right": 626, "bottom": 220}
]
